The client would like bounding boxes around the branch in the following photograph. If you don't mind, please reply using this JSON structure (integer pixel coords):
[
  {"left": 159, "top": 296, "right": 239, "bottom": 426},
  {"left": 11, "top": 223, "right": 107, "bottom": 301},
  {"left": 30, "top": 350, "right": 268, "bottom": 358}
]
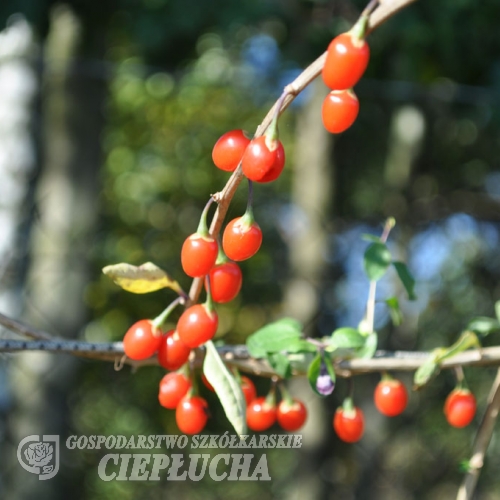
[
  {"left": 187, "top": 0, "right": 419, "bottom": 305},
  {"left": 0, "top": 311, "right": 52, "bottom": 341},
  {"left": 456, "top": 368, "right": 500, "bottom": 500},
  {"left": 2, "top": 337, "right": 500, "bottom": 377}
]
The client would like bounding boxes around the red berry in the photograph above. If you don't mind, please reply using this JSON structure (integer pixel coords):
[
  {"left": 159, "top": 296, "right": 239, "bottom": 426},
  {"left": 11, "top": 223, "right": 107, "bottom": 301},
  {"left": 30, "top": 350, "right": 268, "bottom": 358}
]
[
  {"left": 246, "top": 397, "right": 276, "bottom": 431},
  {"left": 176, "top": 396, "right": 209, "bottom": 434},
  {"left": 181, "top": 233, "right": 218, "bottom": 278},
  {"left": 123, "top": 319, "right": 162, "bottom": 360},
  {"left": 212, "top": 129, "right": 250, "bottom": 172},
  {"left": 374, "top": 379, "right": 408, "bottom": 417},
  {"left": 158, "top": 372, "right": 192, "bottom": 409},
  {"left": 241, "top": 136, "right": 285, "bottom": 183},
  {"left": 222, "top": 217, "right": 262, "bottom": 261},
  {"left": 209, "top": 262, "right": 243, "bottom": 303},
  {"left": 177, "top": 304, "right": 218, "bottom": 348},
  {"left": 241, "top": 376, "right": 257, "bottom": 406},
  {"left": 322, "top": 32, "right": 370, "bottom": 90},
  {"left": 333, "top": 406, "right": 364, "bottom": 443},
  {"left": 444, "top": 388, "right": 476, "bottom": 428},
  {"left": 277, "top": 399, "right": 308, "bottom": 431},
  {"left": 321, "top": 89, "right": 359, "bottom": 134},
  {"left": 157, "top": 330, "right": 191, "bottom": 371}
]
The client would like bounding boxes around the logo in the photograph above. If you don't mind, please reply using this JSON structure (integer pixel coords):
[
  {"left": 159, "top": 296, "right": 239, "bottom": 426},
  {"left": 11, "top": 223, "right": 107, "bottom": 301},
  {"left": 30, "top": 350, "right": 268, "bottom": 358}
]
[{"left": 17, "top": 435, "right": 59, "bottom": 480}]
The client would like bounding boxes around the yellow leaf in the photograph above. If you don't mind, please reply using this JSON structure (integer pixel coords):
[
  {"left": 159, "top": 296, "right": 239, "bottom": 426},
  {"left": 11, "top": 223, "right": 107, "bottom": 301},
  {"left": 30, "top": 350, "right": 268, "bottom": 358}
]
[{"left": 102, "top": 262, "right": 183, "bottom": 295}]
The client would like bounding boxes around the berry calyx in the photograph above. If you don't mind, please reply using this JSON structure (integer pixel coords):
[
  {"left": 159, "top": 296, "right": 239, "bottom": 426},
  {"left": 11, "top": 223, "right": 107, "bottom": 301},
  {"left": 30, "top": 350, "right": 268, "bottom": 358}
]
[
  {"left": 322, "top": 28, "right": 370, "bottom": 90},
  {"left": 176, "top": 396, "right": 209, "bottom": 434},
  {"left": 321, "top": 89, "right": 359, "bottom": 134},
  {"left": 333, "top": 399, "right": 364, "bottom": 443},
  {"left": 444, "top": 388, "right": 476, "bottom": 428},
  {"left": 158, "top": 372, "right": 191, "bottom": 409},
  {"left": 157, "top": 330, "right": 191, "bottom": 371},
  {"left": 177, "top": 303, "right": 218, "bottom": 348},
  {"left": 277, "top": 399, "right": 308, "bottom": 432},
  {"left": 212, "top": 129, "right": 250, "bottom": 172},
  {"left": 246, "top": 396, "right": 277, "bottom": 432},
  {"left": 209, "top": 261, "right": 243, "bottom": 303},
  {"left": 222, "top": 211, "right": 262, "bottom": 262},
  {"left": 123, "top": 319, "right": 162, "bottom": 360},
  {"left": 241, "top": 376, "right": 257, "bottom": 406},
  {"left": 241, "top": 136, "right": 285, "bottom": 183},
  {"left": 374, "top": 377, "right": 408, "bottom": 417}
]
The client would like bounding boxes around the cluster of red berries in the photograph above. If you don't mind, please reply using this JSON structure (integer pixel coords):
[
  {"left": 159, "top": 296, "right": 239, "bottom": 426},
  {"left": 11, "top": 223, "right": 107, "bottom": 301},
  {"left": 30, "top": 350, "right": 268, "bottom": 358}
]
[
  {"left": 320, "top": 24, "right": 370, "bottom": 134},
  {"left": 213, "top": 128, "right": 285, "bottom": 184},
  {"left": 334, "top": 377, "right": 408, "bottom": 443},
  {"left": 156, "top": 372, "right": 259, "bottom": 435},
  {"left": 158, "top": 372, "right": 208, "bottom": 434},
  {"left": 246, "top": 389, "right": 308, "bottom": 433},
  {"left": 205, "top": 376, "right": 308, "bottom": 433},
  {"left": 333, "top": 378, "right": 477, "bottom": 443}
]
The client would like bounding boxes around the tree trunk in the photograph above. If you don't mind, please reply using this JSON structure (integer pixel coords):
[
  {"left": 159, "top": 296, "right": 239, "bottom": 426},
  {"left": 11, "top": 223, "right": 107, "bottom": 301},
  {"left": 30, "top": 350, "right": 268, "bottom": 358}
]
[{"left": 5, "top": 5, "right": 106, "bottom": 498}]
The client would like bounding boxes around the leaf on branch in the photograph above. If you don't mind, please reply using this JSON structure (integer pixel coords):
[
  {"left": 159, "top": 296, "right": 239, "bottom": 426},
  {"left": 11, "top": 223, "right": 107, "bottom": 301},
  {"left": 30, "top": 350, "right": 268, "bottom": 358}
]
[
  {"left": 356, "top": 331, "right": 378, "bottom": 359},
  {"left": 306, "top": 354, "right": 326, "bottom": 396},
  {"left": 467, "top": 317, "right": 500, "bottom": 337},
  {"left": 246, "top": 318, "right": 303, "bottom": 358},
  {"left": 361, "top": 234, "right": 382, "bottom": 243},
  {"left": 413, "top": 332, "right": 481, "bottom": 390},
  {"left": 285, "top": 339, "right": 318, "bottom": 354},
  {"left": 392, "top": 261, "right": 416, "bottom": 300},
  {"left": 495, "top": 301, "right": 500, "bottom": 323},
  {"left": 267, "top": 352, "right": 292, "bottom": 379},
  {"left": 103, "top": 262, "right": 183, "bottom": 295},
  {"left": 435, "top": 331, "right": 481, "bottom": 362},
  {"left": 330, "top": 328, "right": 366, "bottom": 349},
  {"left": 203, "top": 340, "right": 247, "bottom": 436},
  {"left": 364, "top": 242, "right": 392, "bottom": 281},
  {"left": 385, "top": 297, "right": 403, "bottom": 326},
  {"left": 413, "top": 353, "right": 440, "bottom": 390}
]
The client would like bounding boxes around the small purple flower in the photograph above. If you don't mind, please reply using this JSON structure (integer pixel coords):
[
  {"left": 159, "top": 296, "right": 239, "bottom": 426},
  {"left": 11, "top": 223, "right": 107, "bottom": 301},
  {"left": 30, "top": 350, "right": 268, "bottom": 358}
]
[{"left": 316, "top": 373, "right": 335, "bottom": 395}]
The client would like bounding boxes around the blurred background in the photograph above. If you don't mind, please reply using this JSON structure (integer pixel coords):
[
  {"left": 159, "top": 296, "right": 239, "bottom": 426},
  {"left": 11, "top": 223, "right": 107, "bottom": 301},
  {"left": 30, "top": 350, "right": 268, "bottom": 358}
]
[{"left": 1, "top": 0, "right": 500, "bottom": 498}]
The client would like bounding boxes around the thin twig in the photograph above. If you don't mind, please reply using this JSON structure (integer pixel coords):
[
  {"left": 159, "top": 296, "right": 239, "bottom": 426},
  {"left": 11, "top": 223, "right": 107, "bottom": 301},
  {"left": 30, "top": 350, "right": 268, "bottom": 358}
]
[
  {"left": 0, "top": 311, "right": 52, "bottom": 341},
  {"left": 365, "top": 218, "right": 396, "bottom": 332},
  {"left": 456, "top": 368, "right": 500, "bottom": 500}
]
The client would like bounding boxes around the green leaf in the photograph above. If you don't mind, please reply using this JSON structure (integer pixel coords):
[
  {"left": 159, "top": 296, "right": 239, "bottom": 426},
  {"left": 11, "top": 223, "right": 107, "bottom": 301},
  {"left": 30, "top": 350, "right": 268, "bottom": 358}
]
[
  {"left": 307, "top": 354, "right": 322, "bottom": 395},
  {"left": 467, "top": 317, "right": 500, "bottom": 336},
  {"left": 203, "top": 341, "right": 247, "bottom": 435},
  {"left": 356, "top": 331, "right": 378, "bottom": 359},
  {"left": 413, "top": 332, "right": 480, "bottom": 390},
  {"left": 246, "top": 318, "right": 302, "bottom": 358},
  {"left": 285, "top": 339, "right": 318, "bottom": 354},
  {"left": 362, "top": 234, "right": 382, "bottom": 243},
  {"left": 435, "top": 331, "right": 480, "bottom": 362},
  {"left": 413, "top": 354, "right": 440, "bottom": 389},
  {"left": 274, "top": 317, "right": 302, "bottom": 331},
  {"left": 330, "top": 328, "right": 366, "bottom": 349},
  {"left": 323, "top": 355, "right": 337, "bottom": 386},
  {"left": 495, "top": 301, "right": 500, "bottom": 323},
  {"left": 385, "top": 297, "right": 403, "bottom": 326},
  {"left": 392, "top": 262, "right": 416, "bottom": 300},
  {"left": 267, "top": 352, "right": 292, "bottom": 379},
  {"left": 102, "top": 262, "right": 183, "bottom": 295},
  {"left": 363, "top": 242, "right": 392, "bottom": 281}
]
